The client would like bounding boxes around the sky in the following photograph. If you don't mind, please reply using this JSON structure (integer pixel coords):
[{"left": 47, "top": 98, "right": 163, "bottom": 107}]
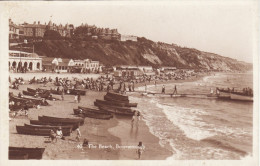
[{"left": 6, "top": 1, "right": 258, "bottom": 63}]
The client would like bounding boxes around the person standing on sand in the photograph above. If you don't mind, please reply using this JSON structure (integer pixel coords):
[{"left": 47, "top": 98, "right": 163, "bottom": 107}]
[
  {"left": 76, "top": 127, "right": 81, "bottom": 142},
  {"left": 61, "top": 91, "right": 64, "bottom": 101},
  {"left": 173, "top": 85, "right": 177, "bottom": 95},
  {"left": 77, "top": 94, "right": 81, "bottom": 103},
  {"left": 136, "top": 141, "right": 145, "bottom": 159},
  {"left": 74, "top": 94, "right": 78, "bottom": 103},
  {"left": 131, "top": 115, "right": 135, "bottom": 128},
  {"left": 162, "top": 85, "right": 165, "bottom": 94}
]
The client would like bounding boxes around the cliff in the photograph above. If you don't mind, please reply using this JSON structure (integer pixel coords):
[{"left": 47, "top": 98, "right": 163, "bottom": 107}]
[{"left": 11, "top": 37, "right": 252, "bottom": 71}]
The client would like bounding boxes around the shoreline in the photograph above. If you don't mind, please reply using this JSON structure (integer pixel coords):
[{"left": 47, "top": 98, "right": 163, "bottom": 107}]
[{"left": 9, "top": 72, "right": 214, "bottom": 160}]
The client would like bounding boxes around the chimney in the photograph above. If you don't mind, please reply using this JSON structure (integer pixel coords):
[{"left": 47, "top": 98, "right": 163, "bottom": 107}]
[
  {"left": 38, "top": 21, "right": 40, "bottom": 25},
  {"left": 34, "top": 21, "right": 36, "bottom": 24}
]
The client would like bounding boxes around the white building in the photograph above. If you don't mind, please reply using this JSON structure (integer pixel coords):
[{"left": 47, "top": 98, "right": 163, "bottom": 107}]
[
  {"left": 120, "top": 35, "right": 138, "bottom": 42},
  {"left": 9, "top": 50, "right": 42, "bottom": 72}
]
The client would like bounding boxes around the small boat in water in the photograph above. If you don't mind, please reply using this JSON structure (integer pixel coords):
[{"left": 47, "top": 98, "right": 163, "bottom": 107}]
[
  {"left": 217, "top": 87, "right": 253, "bottom": 102},
  {"left": 230, "top": 93, "right": 253, "bottom": 102},
  {"left": 9, "top": 147, "right": 45, "bottom": 160}
]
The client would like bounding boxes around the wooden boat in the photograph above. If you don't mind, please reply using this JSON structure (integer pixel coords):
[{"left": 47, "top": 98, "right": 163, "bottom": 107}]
[
  {"left": 74, "top": 109, "right": 113, "bottom": 120},
  {"left": 95, "top": 99, "right": 125, "bottom": 107},
  {"left": 230, "top": 93, "right": 253, "bottom": 102},
  {"left": 94, "top": 101, "right": 133, "bottom": 112},
  {"left": 77, "top": 106, "right": 110, "bottom": 114},
  {"left": 30, "top": 120, "right": 79, "bottom": 130},
  {"left": 99, "top": 106, "right": 135, "bottom": 116},
  {"left": 9, "top": 103, "right": 34, "bottom": 111},
  {"left": 16, "top": 125, "right": 71, "bottom": 136},
  {"left": 39, "top": 116, "right": 84, "bottom": 125},
  {"left": 27, "top": 88, "right": 49, "bottom": 94},
  {"left": 104, "top": 95, "right": 137, "bottom": 107},
  {"left": 217, "top": 88, "right": 253, "bottom": 102},
  {"left": 24, "top": 124, "right": 72, "bottom": 133},
  {"left": 9, "top": 147, "right": 45, "bottom": 159},
  {"left": 27, "top": 87, "right": 37, "bottom": 93},
  {"left": 10, "top": 95, "right": 43, "bottom": 106},
  {"left": 9, "top": 151, "right": 29, "bottom": 160},
  {"left": 67, "top": 89, "right": 86, "bottom": 96},
  {"left": 22, "top": 90, "right": 36, "bottom": 97},
  {"left": 106, "top": 92, "right": 129, "bottom": 101}
]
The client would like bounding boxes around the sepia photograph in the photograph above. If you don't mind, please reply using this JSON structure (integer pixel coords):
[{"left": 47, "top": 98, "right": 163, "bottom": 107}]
[{"left": 0, "top": 0, "right": 259, "bottom": 165}]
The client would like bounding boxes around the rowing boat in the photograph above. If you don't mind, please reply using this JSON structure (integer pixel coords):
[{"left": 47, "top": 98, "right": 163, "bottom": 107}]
[
  {"left": 103, "top": 95, "right": 137, "bottom": 107},
  {"left": 73, "top": 109, "right": 113, "bottom": 120},
  {"left": 106, "top": 92, "right": 129, "bottom": 101},
  {"left": 94, "top": 101, "right": 133, "bottom": 112},
  {"left": 9, "top": 147, "right": 45, "bottom": 160},
  {"left": 16, "top": 125, "right": 71, "bottom": 136},
  {"left": 24, "top": 124, "right": 72, "bottom": 133},
  {"left": 39, "top": 116, "right": 84, "bottom": 125},
  {"left": 30, "top": 120, "right": 79, "bottom": 130},
  {"left": 98, "top": 106, "right": 135, "bottom": 116}
]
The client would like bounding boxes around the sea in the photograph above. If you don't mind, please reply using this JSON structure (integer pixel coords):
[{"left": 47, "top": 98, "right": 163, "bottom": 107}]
[{"left": 131, "top": 72, "right": 253, "bottom": 160}]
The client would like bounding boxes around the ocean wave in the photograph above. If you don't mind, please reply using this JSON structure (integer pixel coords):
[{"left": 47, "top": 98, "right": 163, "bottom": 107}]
[
  {"left": 201, "top": 138, "right": 247, "bottom": 156},
  {"left": 156, "top": 102, "right": 216, "bottom": 141}
]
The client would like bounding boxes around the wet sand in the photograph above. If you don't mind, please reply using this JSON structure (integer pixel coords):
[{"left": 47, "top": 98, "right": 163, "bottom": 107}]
[{"left": 9, "top": 77, "right": 173, "bottom": 160}]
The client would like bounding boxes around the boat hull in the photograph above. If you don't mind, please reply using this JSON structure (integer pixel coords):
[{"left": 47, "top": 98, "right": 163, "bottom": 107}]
[
  {"left": 9, "top": 147, "right": 45, "bottom": 160},
  {"left": 230, "top": 93, "right": 253, "bottom": 102}
]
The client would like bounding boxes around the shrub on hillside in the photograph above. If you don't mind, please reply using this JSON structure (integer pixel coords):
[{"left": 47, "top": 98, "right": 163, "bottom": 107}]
[{"left": 43, "top": 30, "right": 62, "bottom": 40}]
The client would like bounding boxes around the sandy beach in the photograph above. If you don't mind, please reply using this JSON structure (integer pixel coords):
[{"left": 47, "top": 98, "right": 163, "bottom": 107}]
[{"left": 9, "top": 73, "right": 184, "bottom": 160}]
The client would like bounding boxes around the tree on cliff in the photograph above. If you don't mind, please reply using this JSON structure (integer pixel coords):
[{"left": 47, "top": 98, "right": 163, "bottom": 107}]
[{"left": 43, "top": 30, "right": 62, "bottom": 40}]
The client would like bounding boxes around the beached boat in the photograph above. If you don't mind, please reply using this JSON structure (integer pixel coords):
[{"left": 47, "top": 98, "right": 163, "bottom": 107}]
[
  {"left": 27, "top": 88, "right": 49, "bottom": 94},
  {"left": 98, "top": 106, "right": 135, "bottom": 116},
  {"left": 106, "top": 92, "right": 129, "bottom": 101},
  {"left": 39, "top": 116, "right": 84, "bottom": 125},
  {"left": 30, "top": 120, "right": 79, "bottom": 130},
  {"left": 104, "top": 95, "right": 137, "bottom": 107},
  {"left": 67, "top": 89, "right": 86, "bottom": 96},
  {"left": 9, "top": 151, "right": 29, "bottom": 160},
  {"left": 94, "top": 101, "right": 133, "bottom": 112},
  {"left": 10, "top": 95, "right": 43, "bottom": 106},
  {"left": 16, "top": 125, "right": 71, "bottom": 136},
  {"left": 77, "top": 106, "right": 110, "bottom": 114},
  {"left": 23, "top": 90, "right": 36, "bottom": 97},
  {"left": 9, "top": 147, "right": 45, "bottom": 160},
  {"left": 9, "top": 103, "right": 34, "bottom": 111},
  {"left": 24, "top": 124, "right": 72, "bottom": 133},
  {"left": 73, "top": 109, "right": 113, "bottom": 120},
  {"left": 95, "top": 99, "right": 125, "bottom": 107}
]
